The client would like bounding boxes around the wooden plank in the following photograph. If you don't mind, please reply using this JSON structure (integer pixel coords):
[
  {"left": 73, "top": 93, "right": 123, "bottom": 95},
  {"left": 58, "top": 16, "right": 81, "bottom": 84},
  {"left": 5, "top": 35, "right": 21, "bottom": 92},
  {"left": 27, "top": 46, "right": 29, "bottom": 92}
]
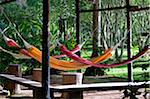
[
  {"left": 51, "top": 81, "right": 150, "bottom": 92},
  {"left": 0, "top": 74, "right": 41, "bottom": 88}
]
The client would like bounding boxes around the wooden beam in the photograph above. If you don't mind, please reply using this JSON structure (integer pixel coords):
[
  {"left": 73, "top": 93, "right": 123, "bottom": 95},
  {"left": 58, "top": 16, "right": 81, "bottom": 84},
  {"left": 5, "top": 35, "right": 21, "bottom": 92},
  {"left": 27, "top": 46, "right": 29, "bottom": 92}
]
[
  {"left": 80, "top": 6, "right": 126, "bottom": 13},
  {"left": 80, "top": 6, "right": 150, "bottom": 13}
]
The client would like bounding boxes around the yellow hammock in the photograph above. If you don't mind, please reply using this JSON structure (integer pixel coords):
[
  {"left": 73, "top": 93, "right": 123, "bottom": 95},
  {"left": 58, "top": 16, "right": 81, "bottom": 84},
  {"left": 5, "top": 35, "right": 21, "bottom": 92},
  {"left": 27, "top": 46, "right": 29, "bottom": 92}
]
[{"left": 25, "top": 46, "right": 112, "bottom": 70}]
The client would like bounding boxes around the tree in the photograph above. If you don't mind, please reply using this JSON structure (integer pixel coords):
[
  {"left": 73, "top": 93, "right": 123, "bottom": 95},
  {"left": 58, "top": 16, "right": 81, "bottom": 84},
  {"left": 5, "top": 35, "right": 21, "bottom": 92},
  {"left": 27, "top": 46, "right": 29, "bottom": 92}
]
[{"left": 85, "top": 0, "right": 105, "bottom": 76}]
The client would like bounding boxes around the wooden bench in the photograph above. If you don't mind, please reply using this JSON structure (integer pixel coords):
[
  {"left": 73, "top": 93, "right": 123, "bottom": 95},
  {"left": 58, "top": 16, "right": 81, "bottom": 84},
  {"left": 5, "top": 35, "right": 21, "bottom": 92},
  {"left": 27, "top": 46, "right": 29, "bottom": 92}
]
[
  {"left": 0, "top": 73, "right": 150, "bottom": 99},
  {"left": 0, "top": 74, "right": 42, "bottom": 98},
  {"left": 3, "top": 64, "right": 22, "bottom": 94},
  {"left": 32, "top": 68, "right": 84, "bottom": 99}
]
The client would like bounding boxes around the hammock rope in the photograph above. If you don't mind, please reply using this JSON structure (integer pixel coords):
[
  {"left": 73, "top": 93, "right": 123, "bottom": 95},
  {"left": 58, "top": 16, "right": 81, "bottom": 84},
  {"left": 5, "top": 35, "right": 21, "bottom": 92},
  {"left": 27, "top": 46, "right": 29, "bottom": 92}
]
[
  {"left": 0, "top": 46, "right": 31, "bottom": 59},
  {"left": 53, "top": 40, "right": 86, "bottom": 58}
]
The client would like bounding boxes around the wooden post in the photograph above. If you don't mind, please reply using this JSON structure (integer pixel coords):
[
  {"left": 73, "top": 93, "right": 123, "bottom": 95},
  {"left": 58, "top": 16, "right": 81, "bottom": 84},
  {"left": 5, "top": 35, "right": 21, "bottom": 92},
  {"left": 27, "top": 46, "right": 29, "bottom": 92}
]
[
  {"left": 32, "top": 68, "right": 42, "bottom": 82},
  {"left": 4, "top": 64, "right": 22, "bottom": 94},
  {"left": 42, "top": 0, "right": 50, "bottom": 98},
  {"left": 126, "top": 0, "right": 133, "bottom": 82},
  {"left": 33, "top": 88, "right": 43, "bottom": 99},
  {"left": 76, "top": 0, "right": 81, "bottom": 73},
  {"left": 61, "top": 72, "right": 83, "bottom": 99}
]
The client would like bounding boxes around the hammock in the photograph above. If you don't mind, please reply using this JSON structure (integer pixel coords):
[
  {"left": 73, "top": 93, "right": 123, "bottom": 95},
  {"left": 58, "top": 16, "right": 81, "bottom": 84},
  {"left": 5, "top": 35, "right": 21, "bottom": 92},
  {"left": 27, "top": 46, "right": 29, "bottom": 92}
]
[
  {"left": 25, "top": 43, "right": 149, "bottom": 69},
  {"left": 2, "top": 27, "right": 149, "bottom": 69},
  {"left": 61, "top": 44, "right": 149, "bottom": 68},
  {"left": 0, "top": 11, "right": 112, "bottom": 70},
  {"left": 0, "top": 14, "right": 112, "bottom": 70},
  {"left": 59, "top": 33, "right": 149, "bottom": 67},
  {"left": 3, "top": 28, "right": 149, "bottom": 70},
  {"left": 26, "top": 45, "right": 112, "bottom": 70},
  {"left": 22, "top": 34, "right": 149, "bottom": 69},
  {"left": 53, "top": 42, "right": 84, "bottom": 58},
  {"left": 2, "top": 34, "right": 112, "bottom": 70}
]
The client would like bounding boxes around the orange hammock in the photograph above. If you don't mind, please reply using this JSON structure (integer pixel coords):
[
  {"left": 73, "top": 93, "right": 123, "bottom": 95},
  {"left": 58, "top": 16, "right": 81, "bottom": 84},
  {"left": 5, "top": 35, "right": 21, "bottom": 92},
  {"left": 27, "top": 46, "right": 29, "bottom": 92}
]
[
  {"left": 26, "top": 45, "right": 112, "bottom": 70},
  {"left": 27, "top": 43, "right": 149, "bottom": 70},
  {"left": 2, "top": 34, "right": 112, "bottom": 70}
]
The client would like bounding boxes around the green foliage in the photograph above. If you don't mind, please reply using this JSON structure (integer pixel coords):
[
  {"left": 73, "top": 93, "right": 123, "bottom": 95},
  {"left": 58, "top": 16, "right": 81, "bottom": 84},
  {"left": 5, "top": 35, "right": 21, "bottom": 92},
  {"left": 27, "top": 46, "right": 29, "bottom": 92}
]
[
  {"left": 0, "top": 0, "right": 43, "bottom": 73},
  {"left": 0, "top": 0, "right": 149, "bottom": 75}
]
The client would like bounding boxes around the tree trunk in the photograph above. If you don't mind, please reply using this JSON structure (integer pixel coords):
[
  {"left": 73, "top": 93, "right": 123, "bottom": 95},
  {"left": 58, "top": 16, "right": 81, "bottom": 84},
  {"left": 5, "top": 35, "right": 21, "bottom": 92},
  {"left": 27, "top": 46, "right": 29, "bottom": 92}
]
[{"left": 85, "top": 0, "right": 105, "bottom": 76}]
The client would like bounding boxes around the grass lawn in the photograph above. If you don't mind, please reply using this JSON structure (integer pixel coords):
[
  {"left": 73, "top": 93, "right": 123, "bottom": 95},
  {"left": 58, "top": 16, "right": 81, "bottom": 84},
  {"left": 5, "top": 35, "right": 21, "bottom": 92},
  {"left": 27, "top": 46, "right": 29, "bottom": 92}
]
[
  {"left": 81, "top": 47, "right": 149, "bottom": 82},
  {"left": 82, "top": 66, "right": 149, "bottom": 83},
  {"left": 106, "top": 67, "right": 150, "bottom": 81}
]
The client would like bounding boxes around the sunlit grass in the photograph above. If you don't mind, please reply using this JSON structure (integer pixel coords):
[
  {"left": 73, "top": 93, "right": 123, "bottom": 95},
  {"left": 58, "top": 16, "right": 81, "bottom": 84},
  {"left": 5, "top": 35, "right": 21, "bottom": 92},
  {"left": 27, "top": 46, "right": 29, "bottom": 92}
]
[
  {"left": 106, "top": 67, "right": 150, "bottom": 81},
  {"left": 81, "top": 47, "right": 149, "bottom": 81}
]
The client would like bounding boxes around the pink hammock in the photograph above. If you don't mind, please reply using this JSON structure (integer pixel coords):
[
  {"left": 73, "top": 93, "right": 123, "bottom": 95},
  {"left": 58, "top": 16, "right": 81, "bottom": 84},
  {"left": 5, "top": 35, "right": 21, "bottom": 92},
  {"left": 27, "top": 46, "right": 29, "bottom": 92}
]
[
  {"left": 53, "top": 42, "right": 85, "bottom": 58},
  {"left": 60, "top": 44, "right": 149, "bottom": 68}
]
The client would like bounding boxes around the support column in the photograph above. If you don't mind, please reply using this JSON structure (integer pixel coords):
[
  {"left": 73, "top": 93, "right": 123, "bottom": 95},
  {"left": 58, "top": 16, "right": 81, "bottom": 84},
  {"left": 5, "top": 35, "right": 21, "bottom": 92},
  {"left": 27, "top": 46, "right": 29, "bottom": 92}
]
[
  {"left": 126, "top": 0, "right": 133, "bottom": 82},
  {"left": 76, "top": 0, "right": 80, "bottom": 56},
  {"left": 76, "top": 0, "right": 81, "bottom": 72},
  {"left": 42, "top": 0, "right": 50, "bottom": 98}
]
